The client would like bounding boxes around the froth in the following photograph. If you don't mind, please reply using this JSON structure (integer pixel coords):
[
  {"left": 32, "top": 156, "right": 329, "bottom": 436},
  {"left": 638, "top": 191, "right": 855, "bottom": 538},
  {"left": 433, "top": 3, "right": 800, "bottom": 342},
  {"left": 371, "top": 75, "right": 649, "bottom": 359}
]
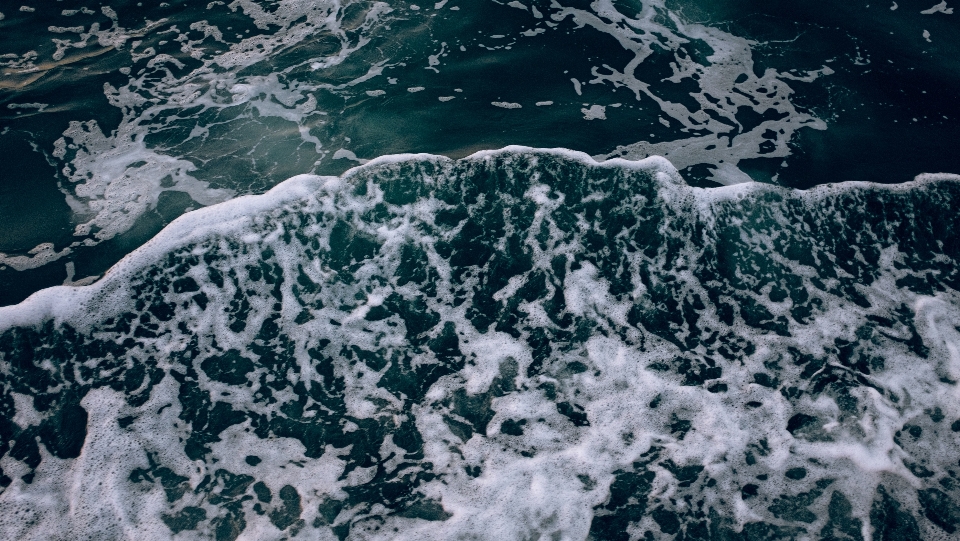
[
  {"left": 0, "top": 0, "right": 841, "bottom": 286},
  {"left": 1, "top": 148, "right": 960, "bottom": 539}
]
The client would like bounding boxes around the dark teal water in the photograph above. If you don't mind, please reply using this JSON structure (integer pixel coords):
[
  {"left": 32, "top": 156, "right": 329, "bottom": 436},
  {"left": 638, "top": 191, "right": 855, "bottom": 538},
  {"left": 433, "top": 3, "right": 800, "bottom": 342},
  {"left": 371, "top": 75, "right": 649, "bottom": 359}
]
[
  {"left": 1, "top": 2, "right": 960, "bottom": 539},
  {"left": 1, "top": 0, "right": 959, "bottom": 305}
]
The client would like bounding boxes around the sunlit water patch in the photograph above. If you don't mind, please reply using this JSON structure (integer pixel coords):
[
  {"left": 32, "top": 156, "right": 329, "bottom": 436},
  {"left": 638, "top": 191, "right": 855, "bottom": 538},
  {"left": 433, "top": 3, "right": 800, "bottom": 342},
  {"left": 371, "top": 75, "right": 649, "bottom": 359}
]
[{"left": 1, "top": 149, "right": 960, "bottom": 539}]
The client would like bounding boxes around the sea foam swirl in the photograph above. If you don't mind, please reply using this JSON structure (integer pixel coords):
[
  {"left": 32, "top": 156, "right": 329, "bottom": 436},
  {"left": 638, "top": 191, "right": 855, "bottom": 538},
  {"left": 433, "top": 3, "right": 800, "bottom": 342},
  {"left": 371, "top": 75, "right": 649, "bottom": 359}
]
[
  {"left": 1, "top": 0, "right": 838, "bottom": 301},
  {"left": 1, "top": 148, "right": 959, "bottom": 540}
]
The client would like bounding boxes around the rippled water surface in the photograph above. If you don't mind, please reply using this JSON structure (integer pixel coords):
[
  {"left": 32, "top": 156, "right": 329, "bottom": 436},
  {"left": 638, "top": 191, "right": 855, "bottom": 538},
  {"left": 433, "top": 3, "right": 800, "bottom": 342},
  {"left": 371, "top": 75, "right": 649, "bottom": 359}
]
[{"left": 1, "top": 1, "right": 960, "bottom": 540}]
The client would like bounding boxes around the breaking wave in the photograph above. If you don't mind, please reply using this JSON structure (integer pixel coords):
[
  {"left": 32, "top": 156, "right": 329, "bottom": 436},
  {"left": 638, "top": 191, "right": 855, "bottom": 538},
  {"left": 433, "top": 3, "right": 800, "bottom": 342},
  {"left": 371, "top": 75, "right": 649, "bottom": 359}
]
[
  {"left": 1, "top": 0, "right": 836, "bottom": 298},
  {"left": 1, "top": 148, "right": 960, "bottom": 540}
]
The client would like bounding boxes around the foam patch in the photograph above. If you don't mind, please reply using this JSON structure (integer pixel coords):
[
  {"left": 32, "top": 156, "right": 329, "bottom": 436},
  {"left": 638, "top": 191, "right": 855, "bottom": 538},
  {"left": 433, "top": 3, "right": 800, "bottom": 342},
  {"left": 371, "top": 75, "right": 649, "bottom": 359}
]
[{"left": 1, "top": 148, "right": 959, "bottom": 539}]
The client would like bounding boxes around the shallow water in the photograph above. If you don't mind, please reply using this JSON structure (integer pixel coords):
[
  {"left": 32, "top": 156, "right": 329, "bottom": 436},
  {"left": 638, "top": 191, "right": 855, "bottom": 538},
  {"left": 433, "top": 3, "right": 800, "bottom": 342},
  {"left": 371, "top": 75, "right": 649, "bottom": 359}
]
[{"left": 1, "top": 1, "right": 960, "bottom": 540}]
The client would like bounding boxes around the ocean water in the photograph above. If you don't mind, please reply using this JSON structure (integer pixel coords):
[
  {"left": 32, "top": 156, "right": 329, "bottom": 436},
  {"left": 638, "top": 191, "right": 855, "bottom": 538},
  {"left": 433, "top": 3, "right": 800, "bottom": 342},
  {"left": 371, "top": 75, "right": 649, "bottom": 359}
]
[{"left": 1, "top": 1, "right": 960, "bottom": 540}]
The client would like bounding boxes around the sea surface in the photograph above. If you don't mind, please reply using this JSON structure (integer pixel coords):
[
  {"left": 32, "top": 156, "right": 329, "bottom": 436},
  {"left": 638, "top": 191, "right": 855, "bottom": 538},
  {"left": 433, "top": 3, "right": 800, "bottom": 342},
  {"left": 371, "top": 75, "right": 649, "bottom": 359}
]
[{"left": 1, "top": 1, "right": 959, "bottom": 539}]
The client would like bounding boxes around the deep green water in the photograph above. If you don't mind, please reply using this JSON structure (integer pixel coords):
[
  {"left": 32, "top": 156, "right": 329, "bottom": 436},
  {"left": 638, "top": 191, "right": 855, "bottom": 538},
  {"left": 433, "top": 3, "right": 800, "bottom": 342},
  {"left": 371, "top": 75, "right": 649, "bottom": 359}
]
[
  {"left": 1, "top": 2, "right": 960, "bottom": 539},
  {"left": 1, "top": 0, "right": 959, "bottom": 305}
]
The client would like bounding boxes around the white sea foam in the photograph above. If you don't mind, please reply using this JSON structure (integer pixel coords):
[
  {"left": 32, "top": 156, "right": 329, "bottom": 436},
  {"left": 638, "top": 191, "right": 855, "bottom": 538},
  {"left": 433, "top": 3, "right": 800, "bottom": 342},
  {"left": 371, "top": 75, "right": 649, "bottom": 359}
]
[
  {"left": 3, "top": 0, "right": 395, "bottom": 258},
  {"left": 581, "top": 104, "right": 605, "bottom": 120},
  {"left": 523, "top": 0, "right": 831, "bottom": 183},
  {"left": 1, "top": 0, "right": 840, "bottom": 292},
  {"left": 921, "top": 1, "right": 954, "bottom": 14},
  {"left": 1, "top": 148, "right": 959, "bottom": 539}
]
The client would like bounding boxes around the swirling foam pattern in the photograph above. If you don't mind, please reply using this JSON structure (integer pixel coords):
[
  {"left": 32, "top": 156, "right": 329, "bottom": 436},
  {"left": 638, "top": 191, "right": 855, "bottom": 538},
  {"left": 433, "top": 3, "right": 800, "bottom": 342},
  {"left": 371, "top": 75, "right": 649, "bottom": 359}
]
[
  {"left": 1, "top": 148, "right": 960, "bottom": 540},
  {"left": 2, "top": 0, "right": 840, "bottom": 302}
]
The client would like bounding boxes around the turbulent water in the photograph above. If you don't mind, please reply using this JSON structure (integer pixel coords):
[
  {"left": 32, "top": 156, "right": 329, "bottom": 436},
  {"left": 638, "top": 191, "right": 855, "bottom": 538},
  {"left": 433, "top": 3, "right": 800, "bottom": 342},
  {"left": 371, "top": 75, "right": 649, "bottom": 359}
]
[
  {"left": 2, "top": 1, "right": 960, "bottom": 540},
  {"left": 1, "top": 149, "right": 960, "bottom": 539},
  {"left": 2, "top": 0, "right": 960, "bottom": 304}
]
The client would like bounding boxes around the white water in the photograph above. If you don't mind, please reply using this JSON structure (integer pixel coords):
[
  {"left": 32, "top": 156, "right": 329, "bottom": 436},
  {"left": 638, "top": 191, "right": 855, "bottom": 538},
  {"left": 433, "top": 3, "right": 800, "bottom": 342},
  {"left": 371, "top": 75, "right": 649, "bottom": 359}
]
[
  {"left": 1, "top": 0, "right": 834, "bottom": 282},
  {"left": 1, "top": 148, "right": 959, "bottom": 539}
]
